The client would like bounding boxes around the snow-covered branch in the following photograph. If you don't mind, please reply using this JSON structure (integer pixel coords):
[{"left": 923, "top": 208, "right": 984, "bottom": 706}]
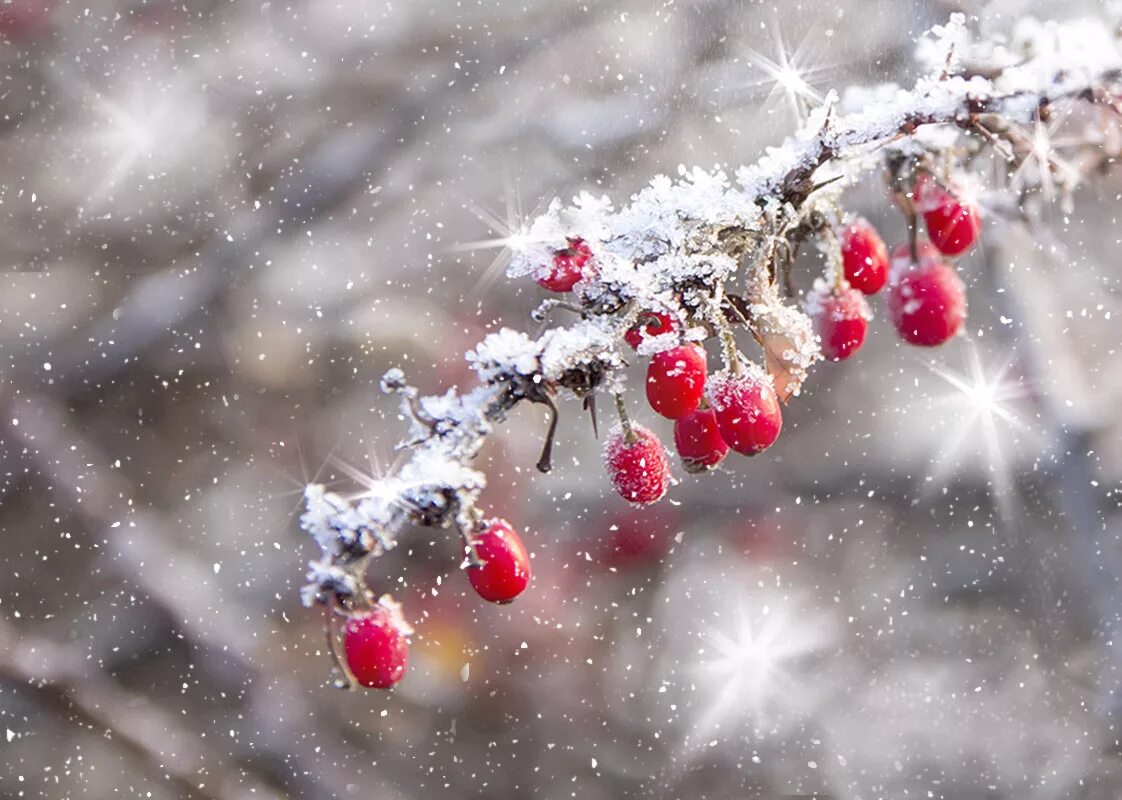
[{"left": 299, "top": 13, "right": 1122, "bottom": 620}]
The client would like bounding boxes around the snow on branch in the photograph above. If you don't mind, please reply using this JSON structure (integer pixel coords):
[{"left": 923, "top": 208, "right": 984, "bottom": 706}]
[{"left": 299, "top": 13, "right": 1122, "bottom": 610}]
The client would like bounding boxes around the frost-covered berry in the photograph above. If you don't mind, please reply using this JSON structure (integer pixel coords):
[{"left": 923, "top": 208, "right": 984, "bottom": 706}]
[
  {"left": 466, "top": 519, "right": 531, "bottom": 604},
  {"left": 887, "top": 243, "right": 966, "bottom": 347},
  {"left": 625, "top": 311, "right": 677, "bottom": 350},
  {"left": 604, "top": 424, "right": 670, "bottom": 504},
  {"left": 343, "top": 601, "right": 411, "bottom": 689},
  {"left": 646, "top": 344, "right": 707, "bottom": 419},
  {"left": 706, "top": 367, "right": 783, "bottom": 456},
  {"left": 673, "top": 406, "right": 729, "bottom": 473},
  {"left": 806, "top": 281, "right": 871, "bottom": 361},
  {"left": 916, "top": 175, "right": 982, "bottom": 257},
  {"left": 839, "top": 218, "right": 889, "bottom": 295},
  {"left": 537, "top": 237, "right": 592, "bottom": 292}
]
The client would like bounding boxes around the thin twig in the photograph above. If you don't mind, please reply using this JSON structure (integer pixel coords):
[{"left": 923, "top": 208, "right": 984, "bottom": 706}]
[{"left": 0, "top": 618, "right": 282, "bottom": 800}]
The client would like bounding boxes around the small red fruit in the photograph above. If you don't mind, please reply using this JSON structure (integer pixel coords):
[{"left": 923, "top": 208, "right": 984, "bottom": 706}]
[
  {"left": 604, "top": 423, "right": 671, "bottom": 504},
  {"left": 625, "top": 311, "right": 677, "bottom": 350},
  {"left": 598, "top": 506, "right": 677, "bottom": 570},
  {"left": 646, "top": 344, "right": 707, "bottom": 419},
  {"left": 839, "top": 218, "right": 889, "bottom": 294},
  {"left": 916, "top": 175, "right": 982, "bottom": 257},
  {"left": 887, "top": 244, "right": 967, "bottom": 347},
  {"left": 673, "top": 406, "right": 729, "bottom": 472},
  {"left": 706, "top": 368, "right": 783, "bottom": 456},
  {"left": 0, "top": 0, "right": 55, "bottom": 40},
  {"left": 537, "top": 237, "right": 592, "bottom": 292},
  {"left": 806, "top": 280, "right": 870, "bottom": 361},
  {"left": 343, "top": 600, "right": 411, "bottom": 689},
  {"left": 466, "top": 519, "right": 531, "bottom": 604}
]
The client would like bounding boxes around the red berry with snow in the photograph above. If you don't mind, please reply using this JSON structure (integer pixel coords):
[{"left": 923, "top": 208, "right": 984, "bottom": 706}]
[
  {"left": 625, "top": 311, "right": 677, "bottom": 350},
  {"left": 467, "top": 519, "right": 531, "bottom": 604},
  {"left": 673, "top": 406, "right": 729, "bottom": 473},
  {"left": 646, "top": 344, "right": 707, "bottom": 419},
  {"left": 806, "top": 281, "right": 870, "bottom": 361},
  {"left": 916, "top": 175, "right": 982, "bottom": 257},
  {"left": 839, "top": 218, "right": 889, "bottom": 294},
  {"left": 537, "top": 237, "right": 592, "bottom": 292},
  {"left": 604, "top": 424, "right": 670, "bottom": 505},
  {"left": 887, "top": 244, "right": 967, "bottom": 347},
  {"left": 706, "top": 368, "right": 783, "bottom": 456},
  {"left": 343, "top": 600, "right": 411, "bottom": 689}
]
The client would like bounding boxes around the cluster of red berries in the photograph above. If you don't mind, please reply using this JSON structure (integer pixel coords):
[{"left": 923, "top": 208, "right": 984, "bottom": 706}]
[
  {"left": 806, "top": 174, "right": 978, "bottom": 360},
  {"left": 599, "top": 346, "right": 783, "bottom": 504},
  {"left": 339, "top": 175, "right": 983, "bottom": 690},
  {"left": 533, "top": 173, "right": 980, "bottom": 507},
  {"left": 341, "top": 519, "right": 532, "bottom": 689}
]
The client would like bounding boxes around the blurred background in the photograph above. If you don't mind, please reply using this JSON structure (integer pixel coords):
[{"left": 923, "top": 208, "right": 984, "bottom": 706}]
[{"left": 1, "top": 0, "right": 1122, "bottom": 798}]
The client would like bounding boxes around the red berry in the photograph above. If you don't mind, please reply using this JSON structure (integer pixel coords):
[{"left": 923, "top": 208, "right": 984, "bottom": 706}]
[
  {"left": 887, "top": 244, "right": 966, "bottom": 347},
  {"left": 604, "top": 424, "right": 670, "bottom": 505},
  {"left": 598, "top": 507, "right": 677, "bottom": 570},
  {"left": 646, "top": 344, "right": 707, "bottom": 419},
  {"left": 806, "top": 281, "right": 870, "bottom": 361},
  {"left": 625, "top": 311, "right": 677, "bottom": 350},
  {"left": 705, "top": 368, "right": 783, "bottom": 456},
  {"left": 343, "top": 600, "right": 411, "bottom": 689},
  {"left": 916, "top": 175, "right": 982, "bottom": 257},
  {"left": 839, "top": 218, "right": 889, "bottom": 294},
  {"left": 537, "top": 237, "right": 592, "bottom": 292},
  {"left": 673, "top": 406, "right": 729, "bottom": 472},
  {"left": 466, "top": 519, "right": 531, "bottom": 604},
  {"left": 0, "top": 0, "right": 55, "bottom": 39}
]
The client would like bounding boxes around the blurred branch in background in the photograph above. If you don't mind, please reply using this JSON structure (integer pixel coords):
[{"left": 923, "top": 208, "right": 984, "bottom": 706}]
[
  {"left": 0, "top": 386, "right": 416, "bottom": 798},
  {"left": 0, "top": 616, "right": 281, "bottom": 800}
]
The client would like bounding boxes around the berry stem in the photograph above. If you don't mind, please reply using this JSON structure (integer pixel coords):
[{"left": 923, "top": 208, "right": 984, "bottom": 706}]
[
  {"left": 820, "top": 223, "right": 846, "bottom": 287},
  {"left": 535, "top": 392, "right": 560, "bottom": 473},
  {"left": 614, "top": 392, "right": 638, "bottom": 444},
  {"left": 456, "top": 507, "right": 485, "bottom": 568},
  {"left": 780, "top": 247, "right": 797, "bottom": 298},
  {"left": 710, "top": 292, "right": 743, "bottom": 376},
  {"left": 325, "top": 604, "right": 355, "bottom": 691},
  {"left": 907, "top": 208, "right": 919, "bottom": 263},
  {"left": 718, "top": 322, "right": 742, "bottom": 376}
]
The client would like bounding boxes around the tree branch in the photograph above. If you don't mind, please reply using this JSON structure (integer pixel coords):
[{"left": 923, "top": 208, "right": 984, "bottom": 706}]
[{"left": 297, "top": 14, "right": 1122, "bottom": 631}]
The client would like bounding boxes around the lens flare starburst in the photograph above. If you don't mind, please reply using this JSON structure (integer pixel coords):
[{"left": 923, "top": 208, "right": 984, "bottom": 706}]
[
  {"left": 68, "top": 75, "right": 212, "bottom": 208},
  {"left": 1010, "top": 108, "right": 1082, "bottom": 207},
  {"left": 684, "top": 588, "right": 832, "bottom": 749},
  {"left": 723, "top": 22, "right": 841, "bottom": 127},
  {"left": 451, "top": 176, "right": 554, "bottom": 302},
  {"left": 919, "top": 341, "right": 1039, "bottom": 520}
]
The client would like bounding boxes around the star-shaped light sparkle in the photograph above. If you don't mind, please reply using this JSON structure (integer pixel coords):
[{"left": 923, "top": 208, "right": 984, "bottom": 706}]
[
  {"left": 722, "top": 21, "right": 841, "bottom": 127},
  {"left": 451, "top": 176, "right": 553, "bottom": 302},
  {"left": 920, "top": 342, "right": 1040, "bottom": 520}
]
